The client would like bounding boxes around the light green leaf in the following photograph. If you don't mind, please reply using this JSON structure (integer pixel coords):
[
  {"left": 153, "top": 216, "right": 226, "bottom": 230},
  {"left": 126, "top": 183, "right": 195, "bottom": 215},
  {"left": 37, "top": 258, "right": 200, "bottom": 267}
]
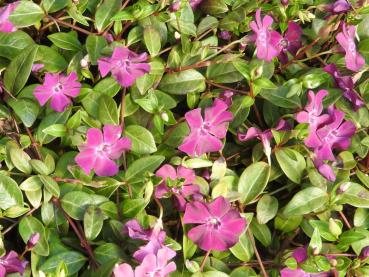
[
  {"left": 125, "top": 125, "right": 157, "bottom": 154},
  {"left": 0, "top": 175, "right": 24, "bottom": 210}
]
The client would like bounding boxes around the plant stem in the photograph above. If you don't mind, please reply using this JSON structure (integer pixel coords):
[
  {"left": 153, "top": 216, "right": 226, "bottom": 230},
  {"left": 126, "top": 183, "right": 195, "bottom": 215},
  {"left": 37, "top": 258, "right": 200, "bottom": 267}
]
[
  {"left": 200, "top": 250, "right": 211, "bottom": 272},
  {"left": 48, "top": 16, "right": 94, "bottom": 35},
  {"left": 338, "top": 210, "right": 352, "bottom": 229},
  {"left": 2, "top": 207, "right": 38, "bottom": 235},
  {"left": 247, "top": 229, "right": 268, "bottom": 277}
]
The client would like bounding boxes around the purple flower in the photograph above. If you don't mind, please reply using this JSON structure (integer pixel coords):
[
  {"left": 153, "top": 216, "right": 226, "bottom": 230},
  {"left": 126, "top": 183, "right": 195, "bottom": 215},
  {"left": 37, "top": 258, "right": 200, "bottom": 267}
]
[
  {"left": 324, "top": 63, "right": 364, "bottom": 110},
  {"left": 219, "top": 31, "right": 232, "bottom": 40},
  {"left": 313, "top": 158, "right": 336, "bottom": 181},
  {"left": 312, "top": 107, "right": 356, "bottom": 161},
  {"left": 278, "top": 21, "right": 303, "bottom": 64},
  {"left": 326, "top": 0, "right": 351, "bottom": 14},
  {"left": 75, "top": 125, "right": 131, "bottom": 176},
  {"left": 98, "top": 47, "right": 151, "bottom": 87},
  {"left": 336, "top": 23, "right": 365, "bottom": 72},
  {"left": 113, "top": 248, "right": 176, "bottom": 277},
  {"left": 219, "top": 90, "right": 234, "bottom": 106},
  {"left": 183, "top": 196, "right": 246, "bottom": 251},
  {"left": 155, "top": 164, "right": 200, "bottom": 211},
  {"left": 0, "top": 2, "right": 18, "bottom": 33},
  {"left": 0, "top": 251, "right": 27, "bottom": 277},
  {"left": 26, "top": 233, "right": 40, "bottom": 249},
  {"left": 249, "top": 9, "right": 283, "bottom": 62},
  {"left": 125, "top": 220, "right": 176, "bottom": 262},
  {"left": 296, "top": 90, "right": 331, "bottom": 147},
  {"left": 33, "top": 72, "right": 81, "bottom": 112},
  {"left": 179, "top": 99, "right": 233, "bottom": 157}
]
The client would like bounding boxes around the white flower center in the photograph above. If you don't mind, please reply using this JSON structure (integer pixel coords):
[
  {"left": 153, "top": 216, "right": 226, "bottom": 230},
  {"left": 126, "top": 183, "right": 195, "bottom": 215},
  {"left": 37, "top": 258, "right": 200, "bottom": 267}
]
[{"left": 52, "top": 83, "right": 64, "bottom": 94}]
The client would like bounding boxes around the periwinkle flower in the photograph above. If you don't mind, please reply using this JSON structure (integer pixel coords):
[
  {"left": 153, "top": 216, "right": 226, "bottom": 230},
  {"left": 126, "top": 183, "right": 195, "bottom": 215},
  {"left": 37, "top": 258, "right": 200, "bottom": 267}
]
[
  {"left": 113, "top": 248, "right": 176, "bottom": 277},
  {"left": 326, "top": 0, "right": 351, "bottom": 14},
  {"left": 278, "top": 21, "right": 303, "bottom": 64},
  {"left": 155, "top": 164, "right": 200, "bottom": 211},
  {"left": 0, "top": 251, "right": 27, "bottom": 277},
  {"left": 179, "top": 99, "right": 233, "bottom": 157},
  {"left": 324, "top": 63, "right": 364, "bottom": 110},
  {"left": 336, "top": 23, "right": 365, "bottom": 72},
  {"left": 75, "top": 125, "right": 131, "bottom": 177},
  {"left": 33, "top": 72, "right": 81, "bottom": 112},
  {"left": 125, "top": 220, "right": 176, "bottom": 262},
  {"left": 249, "top": 9, "right": 283, "bottom": 62},
  {"left": 183, "top": 196, "right": 246, "bottom": 251},
  {"left": 0, "top": 2, "right": 18, "bottom": 33},
  {"left": 98, "top": 47, "right": 151, "bottom": 87}
]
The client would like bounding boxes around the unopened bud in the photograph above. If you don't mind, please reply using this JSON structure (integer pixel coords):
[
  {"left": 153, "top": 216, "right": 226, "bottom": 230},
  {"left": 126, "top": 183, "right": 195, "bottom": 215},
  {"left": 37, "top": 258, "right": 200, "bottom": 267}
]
[
  {"left": 253, "top": 66, "right": 263, "bottom": 79},
  {"left": 281, "top": 0, "right": 288, "bottom": 6},
  {"left": 337, "top": 182, "right": 350, "bottom": 194},
  {"left": 330, "top": 259, "right": 338, "bottom": 267},
  {"left": 27, "top": 232, "right": 40, "bottom": 249},
  {"left": 312, "top": 247, "right": 320, "bottom": 256},
  {"left": 80, "top": 55, "right": 90, "bottom": 68},
  {"left": 169, "top": 1, "right": 181, "bottom": 12},
  {"left": 174, "top": 31, "right": 181, "bottom": 40},
  {"left": 328, "top": 218, "right": 342, "bottom": 238},
  {"left": 360, "top": 246, "right": 369, "bottom": 259},
  {"left": 161, "top": 112, "right": 169, "bottom": 122}
]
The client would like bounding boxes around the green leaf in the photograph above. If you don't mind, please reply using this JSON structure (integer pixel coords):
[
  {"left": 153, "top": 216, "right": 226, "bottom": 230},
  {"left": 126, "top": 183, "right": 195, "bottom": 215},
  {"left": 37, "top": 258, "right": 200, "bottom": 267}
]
[
  {"left": 95, "top": 0, "right": 121, "bottom": 32},
  {"left": 0, "top": 175, "right": 24, "bottom": 210},
  {"left": 9, "top": 2, "right": 44, "bottom": 28},
  {"left": 41, "top": 0, "right": 69, "bottom": 13},
  {"left": 39, "top": 251, "right": 87, "bottom": 275},
  {"left": 86, "top": 35, "right": 108, "bottom": 65},
  {"left": 338, "top": 182, "right": 369, "bottom": 208},
  {"left": 0, "top": 31, "right": 35, "bottom": 59},
  {"left": 39, "top": 175, "right": 60, "bottom": 197},
  {"left": 250, "top": 221, "right": 272, "bottom": 247},
  {"left": 121, "top": 198, "right": 147, "bottom": 218},
  {"left": 125, "top": 155, "right": 165, "bottom": 183},
  {"left": 84, "top": 206, "right": 104, "bottom": 241},
  {"left": 201, "top": 0, "right": 229, "bottom": 14},
  {"left": 256, "top": 195, "right": 278, "bottom": 224},
  {"left": 125, "top": 125, "right": 157, "bottom": 154},
  {"left": 98, "top": 95, "right": 119, "bottom": 125},
  {"left": 48, "top": 31, "right": 82, "bottom": 51},
  {"left": 19, "top": 216, "right": 49, "bottom": 256},
  {"left": 275, "top": 148, "right": 306, "bottom": 184},
  {"left": 206, "top": 62, "right": 243, "bottom": 84},
  {"left": 61, "top": 191, "right": 109, "bottom": 220},
  {"left": 29, "top": 160, "right": 51, "bottom": 175},
  {"left": 36, "top": 45, "right": 68, "bottom": 72},
  {"left": 20, "top": 176, "right": 43, "bottom": 191},
  {"left": 4, "top": 45, "right": 38, "bottom": 95},
  {"left": 309, "top": 228, "right": 322, "bottom": 254},
  {"left": 230, "top": 232, "right": 254, "bottom": 262},
  {"left": 159, "top": 69, "right": 205, "bottom": 95},
  {"left": 283, "top": 187, "right": 328, "bottom": 216},
  {"left": 8, "top": 98, "right": 39, "bottom": 127},
  {"left": 260, "top": 87, "right": 301, "bottom": 109},
  {"left": 94, "top": 243, "right": 122, "bottom": 264},
  {"left": 9, "top": 148, "right": 32, "bottom": 174},
  {"left": 144, "top": 26, "right": 161, "bottom": 57},
  {"left": 42, "top": 124, "right": 67, "bottom": 137},
  {"left": 238, "top": 162, "right": 270, "bottom": 204}
]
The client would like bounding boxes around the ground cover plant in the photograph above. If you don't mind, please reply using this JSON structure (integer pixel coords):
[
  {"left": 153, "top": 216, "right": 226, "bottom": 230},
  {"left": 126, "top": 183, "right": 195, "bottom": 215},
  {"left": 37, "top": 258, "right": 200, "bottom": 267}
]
[{"left": 2, "top": 0, "right": 369, "bottom": 276}]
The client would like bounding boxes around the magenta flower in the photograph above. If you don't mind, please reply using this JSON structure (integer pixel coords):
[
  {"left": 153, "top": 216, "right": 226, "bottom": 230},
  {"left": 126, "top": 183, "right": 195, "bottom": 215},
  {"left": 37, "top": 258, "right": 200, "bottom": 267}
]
[
  {"left": 75, "top": 125, "right": 131, "bottom": 177},
  {"left": 125, "top": 220, "right": 176, "bottom": 262},
  {"left": 155, "top": 164, "right": 200, "bottom": 211},
  {"left": 278, "top": 21, "right": 303, "bottom": 64},
  {"left": 113, "top": 248, "right": 176, "bottom": 277},
  {"left": 0, "top": 2, "right": 18, "bottom": 33},
  {"left": 312, "top": 108, "right": 356, "bottom": 161},
  {"left": 33, "top": 72, "right": 81, "bottom": 112},
  {"left": 249, "top": 9, "right": 283, "bottom": 62},
  {"left": 0, "top": 251, "right": 27, "bottom": 277},
  {"left": 98, "top": 46, "right": 150, "bottom": 87},
  {"left": 336, "top": 23, "right": 365, "bottom": 72},
  {"left": 313, "top": 158, "right": 336, "bottom": 182},
  {"left": 296, "top": 90, "right": 331, "bottom": 147},
  {"left": 183, "top": 196, "right": 246, "bottom": 251},
  {"left": 219, "top": 31, "right": 232, "bottom": 40},
  {"left": 324, "top": 64, "right": 364, "bottom": 110},
  {"left": 326, "top": 0, "right": 351, "bottom": 14},
  {"left": 179, "top": 99, "right": 233, "bottom": 157}
]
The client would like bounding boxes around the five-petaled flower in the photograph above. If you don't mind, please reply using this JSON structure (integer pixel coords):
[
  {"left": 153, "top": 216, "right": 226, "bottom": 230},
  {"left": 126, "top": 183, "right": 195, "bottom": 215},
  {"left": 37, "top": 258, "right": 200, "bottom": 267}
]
[
  {"left": 278, "top": 21, "right": 302, "bottom": 64},
  {"left": 249, "top": 9, "right": 283, "bottom": 62},
  {"left": 155, "top": 164, "right": 201, "bottom": 211},
  {"left": 179, "top": 99, "right": 233, "bottom": 157},
  {"left": 33, "top": 72, "right": 81, "bottom": 112},
  {"left": 336, "top": 23, "right": 365, "bottom": 72},
  {"left": 113, "top": 248, "right": 176, "bottom": 277},
  {"left": 0, "top": 251, "right": 27, "bottom": 277},
  {"left": 326, "top": 0, "right": 351, "bottom": 15},
  {"left": 98, "top": 46, "right": 151, "bottom": 87},
  {"left": 0, "top": 2, "right": 18, "bottom": 33},
  {"left": 75, "top": 125, "right": 131, "bottom": 177},
  {"left": 183, "top": 196, "right": 246, "bottom": 251}
]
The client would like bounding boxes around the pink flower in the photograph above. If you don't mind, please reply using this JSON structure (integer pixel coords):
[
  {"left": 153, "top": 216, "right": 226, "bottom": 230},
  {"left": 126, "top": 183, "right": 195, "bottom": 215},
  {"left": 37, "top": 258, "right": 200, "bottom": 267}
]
[
  {"left": 0, "top": 2, "right": 18, "bottom": 33},
  {"left": 324, "top": 63, "right": 364, "bottom": 110},
  {"left": 125, "top": 220, "right": 176, "bottom": 262},
  {"left": 113, "top": 248, "right": 176, "bottom": 277},
  {"left": 249, "top": 9, "right": 283, "bottom": 62},
  {"left": 98, "top": 47, "right": 150, "bottom": 87},
  {"left": 313, "top": 158, "right": 336, "bottom": 182},
  {"left": 326, "top": 0, "right": 351, "bottom": 14},
  {"left": 0, "top": 251, "right": 27, "bottom": 277},
  {"left": 33, "top": 72, "right": 81, "bottom": 112},
  {"left": 311, "top": 107, "right": 356, "bottom": 161},
  {"left": 296, "top": 90, "right": 331, "bottom": 147},
  {"left": 26, "top": 233, "right": 40, "bottom": 249},
  {"left": 336, "top": 23, "right": 365, "bottom": 72},
  {"left": 183, "top": 196, "right": 246, "bottom": 251},
  {"left": 178, "top": 99, "right": 233, "bottom": 157},
  {"left": 75, "top": 125, "right": 131, "bottom": 176},
  {"left": 278, "top": 21, "right": 302, "bottom": 64},
  {"left": 155, "top": 164, "right": 200, "bottom": 211}
]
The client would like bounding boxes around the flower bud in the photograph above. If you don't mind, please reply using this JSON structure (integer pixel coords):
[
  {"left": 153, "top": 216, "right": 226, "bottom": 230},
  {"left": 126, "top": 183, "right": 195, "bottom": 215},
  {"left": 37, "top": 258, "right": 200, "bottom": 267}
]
[
  {"left": 161, "top": 112, "right": 169, "bottom": 122},
  {"left": 219, "top": 30, "right": 231, "bottom": 40},
  {"left": 360, "top": 246, "right": 369, "bottom": 259},
  {"left": 337, "top": 182, "right": 350, "bottom": 194},
  {"left": 330, "top": 259, "right": 338, "bottom": 267},
  {"left": 328, "top": 218, "right": 342, "bottom": 238},
  {"left": 174, "top": 31, "right": 181, "bottom": 40},
  {"left": 27, "top": 232, "right": 40, "bottom": 249},
  {"left": 281, "top": 0, "right": 288, "bottom": 6},
  {"left": 169, "top": 1, "right": 181, "bottom": 12},
  {"left": 312, "top": 247, "right": 320, "bottom": 256},
  {"left": 80, "top": 55, "right": 90, "bottom": 68}
]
